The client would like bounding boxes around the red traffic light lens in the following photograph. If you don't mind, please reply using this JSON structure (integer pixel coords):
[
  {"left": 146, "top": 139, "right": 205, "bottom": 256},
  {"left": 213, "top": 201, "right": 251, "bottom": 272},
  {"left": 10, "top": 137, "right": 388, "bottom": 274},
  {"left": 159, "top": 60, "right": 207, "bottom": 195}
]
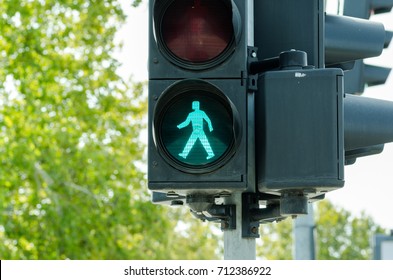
[{"left": 161, "top": 0, "right": 234, "bottom": 63}]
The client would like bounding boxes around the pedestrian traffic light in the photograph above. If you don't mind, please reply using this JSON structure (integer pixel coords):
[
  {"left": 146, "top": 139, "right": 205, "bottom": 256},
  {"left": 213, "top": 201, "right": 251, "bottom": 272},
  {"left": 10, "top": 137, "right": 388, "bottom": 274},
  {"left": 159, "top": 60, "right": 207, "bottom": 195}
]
[
  {"left": 152, "top": 79, "right": 242, "bottom": 173},
  {"left": 148, "top": 0, "right": 254, "bottom": 201},
  {"left": 147, "top": 0, "right": 393, "bottom": 229}
]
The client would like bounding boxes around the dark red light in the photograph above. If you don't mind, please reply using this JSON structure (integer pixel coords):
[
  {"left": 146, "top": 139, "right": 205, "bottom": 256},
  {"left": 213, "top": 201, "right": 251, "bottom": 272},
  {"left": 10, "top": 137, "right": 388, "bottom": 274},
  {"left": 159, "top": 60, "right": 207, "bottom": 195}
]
[{"left": 162, "top": 0, "right": 233, "bottom": 63}]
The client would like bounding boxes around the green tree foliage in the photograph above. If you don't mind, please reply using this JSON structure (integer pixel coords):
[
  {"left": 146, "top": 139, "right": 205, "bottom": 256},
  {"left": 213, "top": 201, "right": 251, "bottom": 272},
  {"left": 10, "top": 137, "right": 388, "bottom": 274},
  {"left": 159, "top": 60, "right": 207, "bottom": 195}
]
[
  {"left": 131, "top": 0, "right": 142, "bottom": 7},
  {"left": 0, "top": 0, "right": 218, "bottom": 259},
  {"left": 257, "top": 218, "right": 293, "bottom": 260},
  {"left": 315, "top": 200, "right": 385, "bottom": 260},
  {"left": 257, "top": 200, "right": 386, "bottom": 260}
]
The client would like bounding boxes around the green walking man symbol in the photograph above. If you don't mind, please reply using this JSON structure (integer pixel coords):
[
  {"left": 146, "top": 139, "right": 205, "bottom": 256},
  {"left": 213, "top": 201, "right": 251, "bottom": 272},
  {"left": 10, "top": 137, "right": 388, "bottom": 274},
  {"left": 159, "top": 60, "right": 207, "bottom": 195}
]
[{"left": 177, "top": 101, "right": 215, "bottom": 160}]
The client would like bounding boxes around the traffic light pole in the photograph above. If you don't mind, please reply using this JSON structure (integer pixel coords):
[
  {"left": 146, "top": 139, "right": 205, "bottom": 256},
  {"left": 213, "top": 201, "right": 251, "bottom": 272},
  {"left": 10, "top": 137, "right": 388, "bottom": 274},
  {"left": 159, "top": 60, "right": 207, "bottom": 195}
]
[
  {"left": 223, "top": 80, "right": 257, "bottom": 259},
  {"left": 293, "top": 204, "right": 316, "bottom": 260},
  {"left": 224, "top": 192, "right": 256, "bottom": 260},
  {"left": 224, "top": 0, "right": 256, "bottom": 260}
]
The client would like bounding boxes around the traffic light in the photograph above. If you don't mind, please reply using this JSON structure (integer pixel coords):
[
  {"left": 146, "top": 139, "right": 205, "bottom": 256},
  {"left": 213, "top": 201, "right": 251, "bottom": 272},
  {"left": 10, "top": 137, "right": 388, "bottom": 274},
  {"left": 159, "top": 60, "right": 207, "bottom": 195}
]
[
  {"left": 252, "top": 0, "right": 392, "bottom": 215},
  {"left": 147, "top": 0, "right": 393, "bottom": 230},
  {"left": 148, "top": 0, "right": 254, "bottom": 204},
  {"left": 338, "top": 0, "right": 393, "bottom": 162},
  {"left": 341, "top": 0, "right": 393, "bottom": 94}
]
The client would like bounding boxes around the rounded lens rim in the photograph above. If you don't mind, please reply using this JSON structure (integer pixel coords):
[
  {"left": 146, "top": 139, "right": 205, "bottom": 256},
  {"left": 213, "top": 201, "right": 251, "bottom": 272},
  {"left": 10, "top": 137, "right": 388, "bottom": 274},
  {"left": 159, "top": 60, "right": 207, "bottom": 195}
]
[
  {"left": 152, "top": 79, "right": 241, "bottom": 174},
  {"left": 154, "top": 0, "right": 239, "bottom": 70}
]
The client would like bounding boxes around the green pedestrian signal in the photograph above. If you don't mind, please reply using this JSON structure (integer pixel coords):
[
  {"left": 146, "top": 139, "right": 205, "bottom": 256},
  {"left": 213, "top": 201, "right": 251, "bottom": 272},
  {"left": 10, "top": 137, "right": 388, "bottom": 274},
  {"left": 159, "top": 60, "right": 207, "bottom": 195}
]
[
  {"left": 177, "top": 101, "right": 215, "bottom": 160},
  {"left": 153, "top": 80, "right": 241, "bottom": 173}
]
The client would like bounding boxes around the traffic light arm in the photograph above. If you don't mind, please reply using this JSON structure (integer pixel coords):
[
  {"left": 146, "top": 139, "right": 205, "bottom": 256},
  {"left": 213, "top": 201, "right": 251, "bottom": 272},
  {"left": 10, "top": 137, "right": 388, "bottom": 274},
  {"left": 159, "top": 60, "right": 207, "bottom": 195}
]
[{"left": 344, "top": 95, "right": 393, "bottom": 151}]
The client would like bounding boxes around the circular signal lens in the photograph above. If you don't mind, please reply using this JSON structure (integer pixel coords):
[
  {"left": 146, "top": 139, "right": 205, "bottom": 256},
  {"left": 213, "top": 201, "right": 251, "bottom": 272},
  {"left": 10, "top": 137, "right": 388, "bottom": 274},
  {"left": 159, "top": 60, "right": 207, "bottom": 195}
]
[
  {"left": 153, "top": 80, "right": 241, "bottom": 173},
  {"left": 160, "top": 0, "right": 234, "bottom": 65}
]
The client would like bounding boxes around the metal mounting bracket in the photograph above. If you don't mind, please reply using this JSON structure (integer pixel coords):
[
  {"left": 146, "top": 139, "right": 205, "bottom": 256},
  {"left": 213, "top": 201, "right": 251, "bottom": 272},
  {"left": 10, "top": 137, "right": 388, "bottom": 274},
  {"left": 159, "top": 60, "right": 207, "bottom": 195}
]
[{"left": 190, "top": 204, "right": 236, "bottom": 231}]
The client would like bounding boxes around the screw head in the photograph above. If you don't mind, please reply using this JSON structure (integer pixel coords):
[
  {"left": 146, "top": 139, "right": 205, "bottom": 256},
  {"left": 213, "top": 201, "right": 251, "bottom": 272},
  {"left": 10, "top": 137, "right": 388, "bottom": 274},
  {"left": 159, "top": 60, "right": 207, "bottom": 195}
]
[
  {"left": 221, "top": 221, "right": 229, "bottom": 230},
  {"left": 251, "top": 227, "right": 258, "bottom": 234}
]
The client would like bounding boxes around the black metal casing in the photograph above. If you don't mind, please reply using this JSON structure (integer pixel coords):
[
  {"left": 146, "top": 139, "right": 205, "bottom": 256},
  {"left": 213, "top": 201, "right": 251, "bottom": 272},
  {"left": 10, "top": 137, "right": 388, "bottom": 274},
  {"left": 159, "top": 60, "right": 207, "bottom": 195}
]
[
  {"left": 148, "top": 0, "right": 253, "bottom": 196},
  {"left": 256, "top": 68, "right": 345, "bottom": 196}
]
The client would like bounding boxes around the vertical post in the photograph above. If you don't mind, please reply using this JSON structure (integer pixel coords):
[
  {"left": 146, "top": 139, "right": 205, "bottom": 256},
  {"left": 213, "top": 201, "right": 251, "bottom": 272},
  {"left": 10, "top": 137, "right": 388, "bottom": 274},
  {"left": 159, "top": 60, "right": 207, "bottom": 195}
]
[
  {"left": 223, "top": 0, "right": 256, "bottom": 261},
  {"left": 293, "top": 204, "right": 316, "bottom": 260},
  {"left": 224, "top": 192, "right": 256, "bottom": 260}
]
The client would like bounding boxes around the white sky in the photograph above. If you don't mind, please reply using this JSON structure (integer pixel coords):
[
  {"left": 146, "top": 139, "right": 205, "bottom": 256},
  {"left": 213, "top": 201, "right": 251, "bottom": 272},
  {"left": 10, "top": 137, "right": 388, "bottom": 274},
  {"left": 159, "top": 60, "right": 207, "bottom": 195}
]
[{"left": 118, "top": 1, "right": 393, "bottom": 230}]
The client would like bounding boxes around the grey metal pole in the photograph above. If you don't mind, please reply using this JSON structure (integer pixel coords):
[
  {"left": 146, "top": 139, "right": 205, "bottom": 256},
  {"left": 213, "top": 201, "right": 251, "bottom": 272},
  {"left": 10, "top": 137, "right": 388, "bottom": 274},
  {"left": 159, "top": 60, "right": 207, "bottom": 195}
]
[
  {"left": 224, "top": 192, "right": 256, "bottom": 260},
  {"left": 223, "top": 0, "right": 256, "bottom": 261},
  {"left": 293, "top": 204, "right": 316, "bottom": 260},
  {"left": 224, "top": 94, "right": 257, "bottom": 259}
]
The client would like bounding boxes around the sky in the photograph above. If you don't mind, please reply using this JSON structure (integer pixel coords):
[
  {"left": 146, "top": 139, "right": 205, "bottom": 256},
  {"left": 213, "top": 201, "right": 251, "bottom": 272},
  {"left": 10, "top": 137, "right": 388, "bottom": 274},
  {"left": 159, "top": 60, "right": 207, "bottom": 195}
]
[{"left": 118, "top": 1, "right": 393, "bottom": 230}]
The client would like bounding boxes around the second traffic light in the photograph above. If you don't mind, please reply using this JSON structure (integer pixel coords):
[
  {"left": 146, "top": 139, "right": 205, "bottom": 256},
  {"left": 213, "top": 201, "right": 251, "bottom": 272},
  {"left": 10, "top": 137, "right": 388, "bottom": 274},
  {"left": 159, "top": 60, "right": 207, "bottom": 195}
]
[{"left": 148, "top": 0, "right": 254, "bottom": 199}]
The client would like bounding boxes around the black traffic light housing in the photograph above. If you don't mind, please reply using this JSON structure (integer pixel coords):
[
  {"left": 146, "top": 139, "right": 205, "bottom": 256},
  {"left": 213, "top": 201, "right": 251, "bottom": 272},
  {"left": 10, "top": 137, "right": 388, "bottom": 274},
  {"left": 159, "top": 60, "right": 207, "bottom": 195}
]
[
  {"left": 254, "top": 0, "right": 324, "bottom": 68},
  {"left": 340, "top": 0, "right": 393, "bottom": 163},
  {"left": 256, "top": 65, "right": 345, "bottom": 198},
  {"left": 148, "top": 0, "right": 254, "bottom": 202},
  {"left": 149, "top": 79, "right": 248, "bottom": 193},
  {"left": 252, "top": 0, "right": 342, "bottom": 213}
]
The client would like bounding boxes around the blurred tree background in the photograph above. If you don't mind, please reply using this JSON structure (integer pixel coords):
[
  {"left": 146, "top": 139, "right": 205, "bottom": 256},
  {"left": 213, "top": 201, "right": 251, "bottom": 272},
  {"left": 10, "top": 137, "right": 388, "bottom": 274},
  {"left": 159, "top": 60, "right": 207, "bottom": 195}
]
[
  {"left": 0, "top": 0, "right": 219, "bottom": 259},
  {"left": 257, "top": 200, "right": 386, "bottom": 259},
  {"left": 0, "top": 0, "right": 386, "bottom": 260}
]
